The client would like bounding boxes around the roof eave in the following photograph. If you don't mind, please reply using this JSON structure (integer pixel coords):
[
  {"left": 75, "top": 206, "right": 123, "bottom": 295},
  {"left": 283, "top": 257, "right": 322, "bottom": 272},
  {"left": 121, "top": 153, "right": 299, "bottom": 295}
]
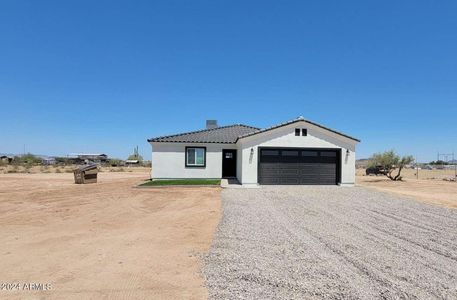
[
  {"left": 147, "top": 123, "right": 259, "bottom": 144},
  {"left": 148, "top": 140, "right": 236, "bottom": 144}
]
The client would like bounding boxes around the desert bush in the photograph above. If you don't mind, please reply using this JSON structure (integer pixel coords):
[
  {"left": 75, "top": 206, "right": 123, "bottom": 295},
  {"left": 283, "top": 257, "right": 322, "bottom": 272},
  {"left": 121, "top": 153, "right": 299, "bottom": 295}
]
[
  {"left": 109, "top": 159, "right": 122, "bottom": 167},
  {"left": 15, "top": 153, "right": 41, "bottom": 165},
  {"left": 25, "top": 165, "right": 32, "bottom": 173},
  {"left": 8, "top": 165, "right": 18, "bottom": 173}
]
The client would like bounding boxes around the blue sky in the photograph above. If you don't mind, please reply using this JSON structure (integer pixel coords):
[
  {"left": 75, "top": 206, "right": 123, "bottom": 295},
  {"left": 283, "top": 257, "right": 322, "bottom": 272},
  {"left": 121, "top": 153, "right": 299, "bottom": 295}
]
[{"left": 1, "top": 1, "right": 456, "bottom": 162}]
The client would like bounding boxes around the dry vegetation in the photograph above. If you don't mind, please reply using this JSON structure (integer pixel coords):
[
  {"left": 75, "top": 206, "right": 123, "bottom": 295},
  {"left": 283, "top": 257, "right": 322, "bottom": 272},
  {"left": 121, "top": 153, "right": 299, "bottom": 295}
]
[
  {"left": 0, "top": 171, "right": 220, "bottom": 299},
  {"left": 0, "top": 165, "right": 151, "bottom": 174}
]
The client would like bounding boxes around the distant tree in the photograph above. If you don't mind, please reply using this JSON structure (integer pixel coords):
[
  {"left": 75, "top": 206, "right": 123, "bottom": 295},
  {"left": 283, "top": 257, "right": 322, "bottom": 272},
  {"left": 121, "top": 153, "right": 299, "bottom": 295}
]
[
  {"left": 127, "top": 154, "right": 143, "bottom": 161},
  {"left": 429, "top": 160, "right": 448, "bottom": 165},
  {"left": 109, "top": 159, "right": 123, "bottom": 167},
  {"left": 369, "top": 150, "right": 414, "bottom": 181}
]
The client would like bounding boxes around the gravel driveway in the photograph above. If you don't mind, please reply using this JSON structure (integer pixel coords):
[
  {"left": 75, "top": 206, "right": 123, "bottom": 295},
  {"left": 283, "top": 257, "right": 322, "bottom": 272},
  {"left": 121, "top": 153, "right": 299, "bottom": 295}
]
[{"left": 203, "top": 186, "right": 457, "bottom": 299}]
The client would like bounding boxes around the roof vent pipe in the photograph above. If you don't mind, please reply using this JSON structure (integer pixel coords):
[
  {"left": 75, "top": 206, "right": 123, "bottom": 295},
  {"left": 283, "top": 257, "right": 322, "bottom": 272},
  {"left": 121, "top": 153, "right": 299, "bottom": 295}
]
[{"left": 206, "top": 120, "right": 218, "bottom": 129}]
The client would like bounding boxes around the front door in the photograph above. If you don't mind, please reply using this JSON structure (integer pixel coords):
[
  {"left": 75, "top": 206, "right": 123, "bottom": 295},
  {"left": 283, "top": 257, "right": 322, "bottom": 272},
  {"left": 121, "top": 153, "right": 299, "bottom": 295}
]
[{"left": 222, "top": 149, "right": 237, "bottom": 178}]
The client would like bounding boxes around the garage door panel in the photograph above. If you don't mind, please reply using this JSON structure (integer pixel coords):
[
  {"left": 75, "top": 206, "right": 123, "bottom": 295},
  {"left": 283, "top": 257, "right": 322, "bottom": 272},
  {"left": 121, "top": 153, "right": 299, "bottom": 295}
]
[{"left": 259, "top": 148, "right": 339, "bottom": 185}]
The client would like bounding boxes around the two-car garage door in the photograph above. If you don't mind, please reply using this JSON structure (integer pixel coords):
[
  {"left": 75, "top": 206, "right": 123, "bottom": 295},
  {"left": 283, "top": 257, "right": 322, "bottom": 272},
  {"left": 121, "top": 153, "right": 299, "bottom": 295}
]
[{"left": 258, "top": 148, "right": 340, "bottom": 185}]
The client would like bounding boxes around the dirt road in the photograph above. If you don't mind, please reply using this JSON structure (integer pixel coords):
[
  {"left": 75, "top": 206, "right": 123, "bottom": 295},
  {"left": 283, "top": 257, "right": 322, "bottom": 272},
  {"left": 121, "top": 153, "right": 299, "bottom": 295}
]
[
  {"left": 204, "top": 186, "right": 457, "bottom": 299},
  {"left": 0, "top": 172, "right": 220, "bottom": 299}
]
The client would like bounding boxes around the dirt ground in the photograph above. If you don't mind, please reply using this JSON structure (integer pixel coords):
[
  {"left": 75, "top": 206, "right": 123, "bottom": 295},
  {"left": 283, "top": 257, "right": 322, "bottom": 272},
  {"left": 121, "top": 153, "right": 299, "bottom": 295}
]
[
  {"left": 356, "top": 167, "right": 457, "bottom": 180},
  {"left": 357, "top": 175, "right": 457, "bottom": 208},
  {"left": 0, "top": 172, "right": 220, "bottom": 299}
]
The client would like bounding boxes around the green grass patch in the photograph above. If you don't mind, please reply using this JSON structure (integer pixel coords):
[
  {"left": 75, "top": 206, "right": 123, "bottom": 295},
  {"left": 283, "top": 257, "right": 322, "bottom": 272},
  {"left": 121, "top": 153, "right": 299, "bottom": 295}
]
[{"left": 140, "top": 179, "right": 221, "bottom": 186}]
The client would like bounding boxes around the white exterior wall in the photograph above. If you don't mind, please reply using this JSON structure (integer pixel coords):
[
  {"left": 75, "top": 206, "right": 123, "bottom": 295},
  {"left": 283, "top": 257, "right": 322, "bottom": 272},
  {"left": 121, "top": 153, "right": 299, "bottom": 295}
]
[
  {"left": 237, "top": 121, "right": 357, "bottom": 185},
  {"left": 236, "top": 147, "right": 243, "bottom": 183},
  {"left": 150, "top": 142, "right": 236, "bottom": 179}
]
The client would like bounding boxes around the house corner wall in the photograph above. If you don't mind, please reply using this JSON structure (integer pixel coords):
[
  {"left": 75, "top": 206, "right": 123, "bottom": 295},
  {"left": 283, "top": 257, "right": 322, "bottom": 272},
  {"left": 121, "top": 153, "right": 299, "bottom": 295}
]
[
  {"left": 238, "top": 141, "right": 259, "bottom": 185},
  {"left": 340, "top": 149, "right": 356, "bottom": 185},
  {"left": 236, "top": 144, "right": 243, "bottom": 183},
  {"left": 237, "top": 122, "right": 358, "bottom": 185}
]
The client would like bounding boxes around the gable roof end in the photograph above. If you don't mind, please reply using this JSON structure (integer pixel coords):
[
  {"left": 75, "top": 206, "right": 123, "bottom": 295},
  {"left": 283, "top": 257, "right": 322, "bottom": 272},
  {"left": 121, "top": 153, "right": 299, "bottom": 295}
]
[{"left": 236, "top": 116, "right": 361, "bottom": 142}]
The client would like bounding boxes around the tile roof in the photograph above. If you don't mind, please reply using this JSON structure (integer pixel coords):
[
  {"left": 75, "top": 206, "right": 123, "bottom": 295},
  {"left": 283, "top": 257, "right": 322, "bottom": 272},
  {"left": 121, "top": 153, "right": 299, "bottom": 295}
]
[
  {"left": 148, "top": 117, "right": 360, "bottom": 144},
  {"left": 147, "top": 124, "right": 260, "bottom": 144}
]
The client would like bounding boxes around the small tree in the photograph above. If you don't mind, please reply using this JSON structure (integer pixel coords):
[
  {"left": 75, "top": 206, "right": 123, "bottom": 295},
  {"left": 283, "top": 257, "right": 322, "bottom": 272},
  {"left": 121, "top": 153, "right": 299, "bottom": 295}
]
[{"left": 370, "top": 150, "right": 414, "bottom": 181}]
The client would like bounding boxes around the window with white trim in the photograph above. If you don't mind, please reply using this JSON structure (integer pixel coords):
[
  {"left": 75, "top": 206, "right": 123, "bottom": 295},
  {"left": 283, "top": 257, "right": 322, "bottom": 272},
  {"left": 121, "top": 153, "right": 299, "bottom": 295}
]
[{"left": 186, "top": 147, "right": 206, "bottom": 167}]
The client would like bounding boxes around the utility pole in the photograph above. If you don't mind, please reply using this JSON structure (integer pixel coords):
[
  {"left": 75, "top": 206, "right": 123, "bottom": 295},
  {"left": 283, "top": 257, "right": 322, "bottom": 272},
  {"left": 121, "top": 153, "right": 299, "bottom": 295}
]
[
  {"left": 437, "top": 151, "right": 456, "bottom": 181},
  {"left": 452, "top": 151, "right": 457, "bottom": 182}
]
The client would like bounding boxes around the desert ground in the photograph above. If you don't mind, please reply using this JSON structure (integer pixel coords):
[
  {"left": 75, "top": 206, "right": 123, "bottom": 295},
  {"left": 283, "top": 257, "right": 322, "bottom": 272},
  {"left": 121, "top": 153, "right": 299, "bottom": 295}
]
[
  {"left": 0, "top": 164, "right": 150, "bottom": 174},
  {"left": 356, "top": 167, "right": 457, "bottom": 181},
  {"left": 1, "top": 167, "right": 456, "bottom": 299},
  {"left": 0, "top": 171, "right": 220, "bottom": 299},
  {"left": 356, "top": 168, "right": 457, "bottom": 208}
]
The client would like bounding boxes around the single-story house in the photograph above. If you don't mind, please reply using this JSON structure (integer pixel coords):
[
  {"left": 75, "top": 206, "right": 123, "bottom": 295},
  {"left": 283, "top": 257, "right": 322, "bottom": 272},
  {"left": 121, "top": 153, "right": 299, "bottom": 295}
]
[
  {"left": 68, "top": 153, "right": 108, "bottom": 163},
  {"left": 148, "top": 117, "right": 360, "bottom": 186},
  {"left": 40, "top": 156, "right": 56, "bottom": 165}
]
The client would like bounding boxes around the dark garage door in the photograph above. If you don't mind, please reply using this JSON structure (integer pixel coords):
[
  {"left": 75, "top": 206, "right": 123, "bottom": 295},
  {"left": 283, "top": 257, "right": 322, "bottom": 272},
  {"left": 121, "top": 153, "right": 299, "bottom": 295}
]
[{"left": 258, "top": 148, "right": 340, "bottom": 185}]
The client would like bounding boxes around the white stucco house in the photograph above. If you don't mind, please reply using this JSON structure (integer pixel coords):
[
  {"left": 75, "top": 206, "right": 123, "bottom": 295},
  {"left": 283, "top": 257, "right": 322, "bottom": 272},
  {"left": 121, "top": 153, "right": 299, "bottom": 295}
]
[{"left": 148, "top": 117, "right": 360, "bottom": 186}]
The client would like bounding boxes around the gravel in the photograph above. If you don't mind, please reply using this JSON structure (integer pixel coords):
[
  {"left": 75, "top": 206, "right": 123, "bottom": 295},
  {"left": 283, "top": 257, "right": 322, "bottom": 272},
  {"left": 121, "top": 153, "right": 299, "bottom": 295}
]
[{"left": 203, "top": 186, "right": 457, "bottom": 299}]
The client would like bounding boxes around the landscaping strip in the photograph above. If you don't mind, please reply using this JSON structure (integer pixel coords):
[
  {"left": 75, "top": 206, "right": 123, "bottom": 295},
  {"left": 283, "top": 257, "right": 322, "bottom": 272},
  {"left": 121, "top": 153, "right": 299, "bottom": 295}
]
[{"left": 139, "top": 179, "right": 221, "bottom": 187}]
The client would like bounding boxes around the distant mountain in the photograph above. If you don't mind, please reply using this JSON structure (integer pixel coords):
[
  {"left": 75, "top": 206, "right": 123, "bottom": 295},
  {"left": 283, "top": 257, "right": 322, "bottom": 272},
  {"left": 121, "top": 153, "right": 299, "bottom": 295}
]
[
  {"left": 0, "top": 153, "right": 55, "bottom": 158},
  {"left": 0, "top": 153, "right": 17, "bottom": 157},
  {"left": 356, "top": 158, "right": 370, "bottom": 168}
]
